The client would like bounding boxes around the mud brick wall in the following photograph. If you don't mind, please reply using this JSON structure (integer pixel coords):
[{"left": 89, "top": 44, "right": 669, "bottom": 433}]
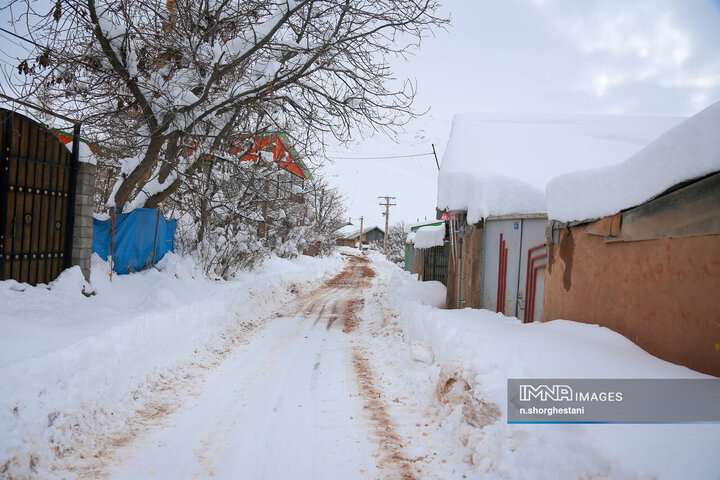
[{"left": 543, "top": 225, "right": 720, "bottom": 377}]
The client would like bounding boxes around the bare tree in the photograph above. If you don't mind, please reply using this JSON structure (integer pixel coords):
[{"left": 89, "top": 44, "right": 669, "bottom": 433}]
[
  {"left": 4, "top": 0, "right": 447, "bottom": 212},
  {"left": 302, "top": 176, "right": 347, "bottom": 255}
]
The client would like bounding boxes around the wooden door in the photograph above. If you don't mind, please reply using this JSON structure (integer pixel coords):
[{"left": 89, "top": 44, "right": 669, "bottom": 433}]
[{"left": 0, "top": 108, "right": 76, "bottom": 285}]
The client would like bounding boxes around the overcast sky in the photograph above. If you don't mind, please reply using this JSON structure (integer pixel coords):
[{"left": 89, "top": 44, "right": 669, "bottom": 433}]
[
  {"left": 335, "top": 0, "right": 720, "bottom": 227},
  {"left": 3, "top": 1, "right": 719, "bottom": 117},
  {"left": 393, "top": 0, "right": 720, "bottom": 119},
  {"left": 3, "top": 1, "right": 720, "bottom": 228}
]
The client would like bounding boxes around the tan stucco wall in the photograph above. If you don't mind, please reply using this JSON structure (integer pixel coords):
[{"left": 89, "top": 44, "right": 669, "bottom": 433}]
[
  {"left": 336, "top": 239, "right": 357, "bottom": 248},
  {"left": 543, "top": 227, "right": 720, "bottom": 377}
]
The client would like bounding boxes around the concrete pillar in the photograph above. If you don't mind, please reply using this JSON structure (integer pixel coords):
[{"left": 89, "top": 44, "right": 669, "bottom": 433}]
[{"left": 71, "top": 161, "right": 96, "bottom": 280}]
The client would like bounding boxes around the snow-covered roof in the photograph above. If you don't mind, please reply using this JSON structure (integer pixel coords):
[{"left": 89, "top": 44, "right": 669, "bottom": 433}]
[
  {"left": 62, "top": 138, "right": 99, "bottom": 165},
  {"left": 339, "top": 225, "right": 384, "bottom": 240},
  {"left": 413, "top": 223, "right": 446, "bottom": 249},
  {"left": 404, "top": 221, "right": 443, "bottom": 244},
  {"left": 408, "top": 220, "right": 444, "bottom": 231},
  {"left": 437, "top": 112, "right": 684, "bottom": 224},
  {"left": 546, "top": 101, "right": 720, "bottom": 223},
  {"left": 75, "top": 142, "right": 97, "bottom": 165},
  {"left": 337, "top": 224, "right": 359, "bottom": 237}
]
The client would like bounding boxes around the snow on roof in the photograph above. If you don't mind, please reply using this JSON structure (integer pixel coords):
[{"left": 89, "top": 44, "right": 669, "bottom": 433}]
[
  {"left": 547, "top": 101, "right": 720, "bottom": 223},
  {"left": 409, "top": 220, "right": 444, "bottom": 231},
  {"left": 339, "top": 225, "right": 384, "bottom": 239},
  {"left": 437, "top": 112, "right": 684, "bottom": 224},
  {"left": 67, "top": 141, "right": 97, "bottom": 165},
  {"left": 405, "top": 231, "right": 416, "bottom": 244},
  {"left": 337, "top": 224, "right": 359, "bottom": 236},
  {"left": 413, "top": 223, "right": 446, "bottom": 249}
]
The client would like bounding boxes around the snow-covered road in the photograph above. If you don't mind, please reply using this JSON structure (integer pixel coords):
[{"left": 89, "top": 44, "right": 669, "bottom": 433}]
[
  {"left": 99, "top": 255, "right": 428, "bottom": 480},
  {"left": 5, "top": 250, "right": 716, "bottom": 479}
]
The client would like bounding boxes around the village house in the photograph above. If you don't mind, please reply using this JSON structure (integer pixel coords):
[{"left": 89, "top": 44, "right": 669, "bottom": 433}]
[
  {"left": 421, "top": 112, "right": 684, "bottom": 316},
  {"left": 233, "top": 133, "right": 312, "bottom": 239},
  {"left": 337, "top": 225, "right": 385, "bottom": 249},
  {"left": 543, "top": 101, "right": 720, "bottom": 376}
]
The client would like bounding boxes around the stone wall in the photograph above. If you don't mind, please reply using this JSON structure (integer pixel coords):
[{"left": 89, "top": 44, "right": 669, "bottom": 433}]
[{"left": 71, "top": 161, "right": 96, "bottom": 280}]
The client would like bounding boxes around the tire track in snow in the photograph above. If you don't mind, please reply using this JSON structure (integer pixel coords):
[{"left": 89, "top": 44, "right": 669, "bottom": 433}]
[
  {"left": 77, "top": 253, "right": 420, "bottom": 479},
  {"left": 337, "top": 256, "right": 418, "bottom": 479},
  {"left": 352, "top": 346, "right": 417, "bottom": 480}
]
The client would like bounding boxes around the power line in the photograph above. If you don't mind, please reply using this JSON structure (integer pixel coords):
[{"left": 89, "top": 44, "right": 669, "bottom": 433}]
[
  {"left": 0, "top": 93, "right": 79, "bottom": 124},
  {"left": 0, "top": 27, "right": 45, "bottom": 51},
  {"left": 326, "top": 152, "right": 434, "bottom": 160},
  {"left": 0, "top": 32, "right": 27, "bottom": 51}
]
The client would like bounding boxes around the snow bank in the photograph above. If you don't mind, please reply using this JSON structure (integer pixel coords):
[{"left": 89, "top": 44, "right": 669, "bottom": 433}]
[
  {"left": 413, "top": 223, "right": 445, "bottom": 248},
  {"left": 372, "top": 255, "right": 720, "bottom": 479},
  {"left": 437, "top": 112, "right": 683, "bottom": 224},
  {"left": 547, "top": 101, "right": 720, "bottom": 222},
  {"left": 0, "top": 252, "right": 343, "bottom": 478}
]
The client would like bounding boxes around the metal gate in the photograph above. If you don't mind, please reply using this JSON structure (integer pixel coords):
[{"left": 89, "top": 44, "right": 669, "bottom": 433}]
[
  {"left": 0, "top": 108, "right": 77, "bottom": 285},
  {"left": 481, "top": 217, "right": 547, "bottom": 320},
  {"left": 422, "top": 242, "right": 449, "bottom": 286}
]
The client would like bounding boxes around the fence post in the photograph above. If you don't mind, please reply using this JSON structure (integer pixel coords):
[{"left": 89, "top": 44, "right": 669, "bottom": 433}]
[
  {"left": 110, "top": 207, "right": 115, "bottom": 282},
  {"left": 65, "top": 123, "right": 81, "bottom": 271},
  {"left": 152, "top": 209, "right": 160, "bottom": 268}
]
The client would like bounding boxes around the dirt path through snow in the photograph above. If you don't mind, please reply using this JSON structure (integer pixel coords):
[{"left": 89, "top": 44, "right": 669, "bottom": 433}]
[{"left": 85, "top": 253, "right": 430, "bottom": 480}]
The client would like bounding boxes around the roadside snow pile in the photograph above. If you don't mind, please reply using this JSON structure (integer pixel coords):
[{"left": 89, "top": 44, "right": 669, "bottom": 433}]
[
  {"left": 547, "top": 101, "right": 720, "bottom": 222},
  {"left": 0, "top": 252, "right": 343, "bottom": 479},
  {"left": 372, "top": 257, "right": 720, "bottom": 480},
  {"left": 437, "top": 112, "right": 683, "bottom": 224},
  {"left": 413, "top": 223, "right": 446, "bottom": 248}
]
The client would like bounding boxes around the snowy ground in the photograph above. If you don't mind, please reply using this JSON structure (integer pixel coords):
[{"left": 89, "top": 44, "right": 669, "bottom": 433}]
[
  {"left": 0, "top": 252, "right": 344, "bottom": 479},
  {"left": 2, "top": 250, "right": 719, "bottom": 479}
]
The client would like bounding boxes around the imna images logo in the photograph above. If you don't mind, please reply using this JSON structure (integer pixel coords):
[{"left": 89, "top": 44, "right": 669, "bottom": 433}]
[{"left": 519, "top": 384, "right": 573, "bottom": 402}]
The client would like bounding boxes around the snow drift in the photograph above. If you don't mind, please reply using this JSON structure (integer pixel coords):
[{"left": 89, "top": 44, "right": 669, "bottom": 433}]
[{"left": 369, "top": 254, "right": 720, "bottom": 480}]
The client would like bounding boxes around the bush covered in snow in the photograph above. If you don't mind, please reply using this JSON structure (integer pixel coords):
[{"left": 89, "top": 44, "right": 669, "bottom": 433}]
[
  {"left": 171, "top": 164, "right": 347, "bottom": 279},
  {"left": 386, "top": 221, "right": 408, "bottom": 267}
]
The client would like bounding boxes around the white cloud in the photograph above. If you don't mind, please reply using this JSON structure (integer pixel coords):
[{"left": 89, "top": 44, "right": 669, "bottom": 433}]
[
  {"left": 392, "top": 0, "right": 720, "bottom": 117},
  {"left": 540, "top": 0, "right": 720, "bottom": 113},
  {"left": 566, "top": 9, "right": 690, "bottom": 65}
]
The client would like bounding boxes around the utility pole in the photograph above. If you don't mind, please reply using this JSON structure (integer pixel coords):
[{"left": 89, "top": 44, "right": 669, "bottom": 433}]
[
  {"left": 358, "top": 216, "right": 364, "bottom": 251},
  {"left": 378, "top": 196, "right": 397, "bottom": 255}
]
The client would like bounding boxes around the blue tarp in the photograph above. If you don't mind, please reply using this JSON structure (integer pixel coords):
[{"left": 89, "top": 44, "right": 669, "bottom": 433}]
[{"left": 92, "top": 208, "right": 177, "bottom": 274}]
